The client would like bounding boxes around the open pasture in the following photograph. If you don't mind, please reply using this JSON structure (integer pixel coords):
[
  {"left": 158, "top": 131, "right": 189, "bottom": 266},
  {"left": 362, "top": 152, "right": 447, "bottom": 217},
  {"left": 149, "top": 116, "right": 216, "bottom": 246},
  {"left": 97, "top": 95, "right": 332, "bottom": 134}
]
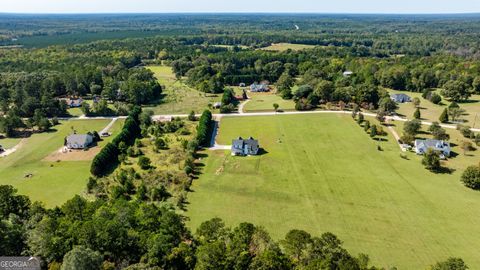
[{"left": 187, "top": 114, "right": 480, "bottom": 269}]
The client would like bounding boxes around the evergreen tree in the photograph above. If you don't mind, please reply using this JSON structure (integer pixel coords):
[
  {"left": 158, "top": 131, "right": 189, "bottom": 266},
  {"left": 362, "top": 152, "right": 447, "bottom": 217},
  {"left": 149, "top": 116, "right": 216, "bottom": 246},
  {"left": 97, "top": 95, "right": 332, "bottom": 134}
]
[{"left": 439, "top": 108, "right": 449, "bottom": 123}]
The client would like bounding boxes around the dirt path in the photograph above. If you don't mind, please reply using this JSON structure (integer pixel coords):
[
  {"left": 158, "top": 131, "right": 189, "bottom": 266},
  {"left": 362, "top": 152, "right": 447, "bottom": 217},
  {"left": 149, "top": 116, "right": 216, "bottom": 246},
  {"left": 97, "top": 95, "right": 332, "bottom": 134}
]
[
  {"left": 386, "top": 119, "right": 404, "bottom": 151},
  {"left": 0, "top": 138, "right": 26, "bottom": 158}
]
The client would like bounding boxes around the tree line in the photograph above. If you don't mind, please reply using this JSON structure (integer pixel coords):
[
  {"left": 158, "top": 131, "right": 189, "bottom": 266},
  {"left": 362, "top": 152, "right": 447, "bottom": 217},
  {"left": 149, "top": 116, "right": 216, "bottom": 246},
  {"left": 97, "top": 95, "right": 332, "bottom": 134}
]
[
  {"left": 0, "top": 185, "right": 468, "bottom": 270},
  {"left": 90, "top": 107, "right": 142, "bottom": 177}
]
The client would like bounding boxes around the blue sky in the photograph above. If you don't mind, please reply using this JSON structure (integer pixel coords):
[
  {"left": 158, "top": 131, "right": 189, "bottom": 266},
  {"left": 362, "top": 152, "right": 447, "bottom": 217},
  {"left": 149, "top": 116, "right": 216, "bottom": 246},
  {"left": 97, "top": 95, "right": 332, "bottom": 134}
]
[{"left": 2, "top": 0, "right": 480, "bottom": 14}]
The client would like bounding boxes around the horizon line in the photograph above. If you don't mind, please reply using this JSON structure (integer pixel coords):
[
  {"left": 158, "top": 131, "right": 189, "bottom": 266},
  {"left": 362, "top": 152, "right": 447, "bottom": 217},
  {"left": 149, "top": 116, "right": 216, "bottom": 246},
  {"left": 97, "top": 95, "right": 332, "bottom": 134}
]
[{"left": 1, "top": 11, "right": 480, "bottom": 16}]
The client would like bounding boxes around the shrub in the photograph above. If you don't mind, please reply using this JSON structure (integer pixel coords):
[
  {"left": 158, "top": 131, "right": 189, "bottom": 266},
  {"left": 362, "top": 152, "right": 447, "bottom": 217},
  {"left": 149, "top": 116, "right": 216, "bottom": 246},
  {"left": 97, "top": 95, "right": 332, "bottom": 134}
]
[
  {"left": 429, "top": 93, "right": 442, "bottom": 104},
  {"left": 458, "top": 125, "right": 473, "bottom": 139},
  {"left": 357, "top": 113, "right": 364, "bottom": 124},
  {"left": 363, "top": 120, "right": 370, "bottom": 132},
  {"left": 188, "top": 111, "right": 196, "bottom": 121},
  {"left": 370, "top": 125, "right": 378, "bottom": 138},
  {"left": 431, "top": 257, "right": 468, "bottom": 270},
  {"left": 138, "top": 156, "right": 152, "bottom": 170},
  {"left": 461, "top": 165, "right": 480, "bottom": 190},
  {"left": 422, "top": 149, "right": 441, "bottom": 172}
]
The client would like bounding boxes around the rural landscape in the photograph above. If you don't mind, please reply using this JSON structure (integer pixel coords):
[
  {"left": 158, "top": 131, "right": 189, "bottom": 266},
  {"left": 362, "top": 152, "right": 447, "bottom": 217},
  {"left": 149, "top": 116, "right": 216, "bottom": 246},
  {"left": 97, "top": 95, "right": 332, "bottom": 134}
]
[{"left": 1, "top": 3, "right": 480, "bottom": 270}]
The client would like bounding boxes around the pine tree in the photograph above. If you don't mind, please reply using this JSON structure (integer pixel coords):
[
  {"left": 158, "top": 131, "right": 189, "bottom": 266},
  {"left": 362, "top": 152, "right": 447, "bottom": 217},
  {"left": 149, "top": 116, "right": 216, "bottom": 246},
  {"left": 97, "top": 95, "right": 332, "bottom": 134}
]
[
  {"left": 413, "top": 108, "right": 421, "bottom": 119},
  {"left": 439, "top": 108, "right": 449, "bottom": 123}
]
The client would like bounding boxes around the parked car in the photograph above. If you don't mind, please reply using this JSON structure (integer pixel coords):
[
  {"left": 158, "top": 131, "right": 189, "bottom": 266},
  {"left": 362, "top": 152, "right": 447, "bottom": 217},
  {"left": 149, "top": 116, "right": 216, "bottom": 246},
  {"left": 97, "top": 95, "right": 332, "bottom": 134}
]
[{"left": 100, "top": 132, "right": 111, "bottom": 137}]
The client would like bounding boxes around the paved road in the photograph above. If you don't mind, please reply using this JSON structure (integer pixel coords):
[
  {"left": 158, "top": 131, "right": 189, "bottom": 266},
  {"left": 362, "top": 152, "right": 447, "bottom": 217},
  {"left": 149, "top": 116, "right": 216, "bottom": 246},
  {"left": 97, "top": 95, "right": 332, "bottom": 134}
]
[{"left": 63, "top": 110, "right": 480, "bottom": 133}]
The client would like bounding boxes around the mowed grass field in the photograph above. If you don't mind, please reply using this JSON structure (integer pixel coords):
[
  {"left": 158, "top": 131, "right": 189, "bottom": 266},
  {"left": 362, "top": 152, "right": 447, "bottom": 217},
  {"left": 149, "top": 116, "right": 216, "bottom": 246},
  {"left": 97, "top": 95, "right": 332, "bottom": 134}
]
[
  {"left": 146, "top": 65, "right": 220, "bottom": 114},
  {"left": 243, "top": 92, "right": 296, "bottom": 112},
  {"left": 0, "top": 119, "right": 124, "bottom": 207},
  {"left": 259, "top": 43, "right": 316, "bottom": 51},
  {"left": 187, "top": 114, "right": 480, "bottom": 269}
]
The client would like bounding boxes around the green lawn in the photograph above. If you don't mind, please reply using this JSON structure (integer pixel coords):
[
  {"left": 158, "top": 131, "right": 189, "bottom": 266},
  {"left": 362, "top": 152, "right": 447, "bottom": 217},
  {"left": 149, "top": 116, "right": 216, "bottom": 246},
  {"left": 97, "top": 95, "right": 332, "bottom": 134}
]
[
  {"left": 259, "top": 43, "right": 316, "bottom": 52},
  {"left": 0, "top": 137, "right": 22, "bottom": 149},
  {"left": 243, "top": 92, "right": 296, "bottom": 112},
  {"left": 389, "top": 89, "right": 480, "bottom": 128},
  {"left": 187, "top": 114, "right": 480, "bottom": 269},
  {"left": 0, "top": 119, "right": 123, "bottom": 207},
  {"left": 146, "top": 65, "right": 221, "bottom": 114}
]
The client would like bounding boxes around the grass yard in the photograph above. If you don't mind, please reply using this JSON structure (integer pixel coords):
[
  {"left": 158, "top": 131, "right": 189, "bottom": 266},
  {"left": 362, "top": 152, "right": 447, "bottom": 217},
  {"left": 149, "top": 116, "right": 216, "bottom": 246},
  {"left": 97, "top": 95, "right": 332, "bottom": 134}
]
[
  {"left": 146, "top": 65, "right": 221, "bottom": 114},
  {"left": 0, "top": 137, "right": 22, "bottom": 149},
  {"left": 243, "top": 92, "right": 296, "bottom": 112},
  {"left": 389, "top": 89, "right": 480, "bottom": 128},
  {"left": 389, "top": 119, "right": 479, "bottom": 172},
  {"left": 187, "top": 114, "right": 480, "bottom": 269},
  {"left": 259, "top": 43, "right": 316, "bottom": 52},
  {"left": 0, "top": 119, "right": 124, "bottom": 207}
]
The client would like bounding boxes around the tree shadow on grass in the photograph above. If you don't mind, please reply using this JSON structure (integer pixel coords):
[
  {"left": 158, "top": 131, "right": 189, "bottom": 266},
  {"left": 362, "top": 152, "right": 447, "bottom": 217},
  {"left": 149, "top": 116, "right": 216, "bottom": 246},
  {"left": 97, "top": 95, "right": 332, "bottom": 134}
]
[{"left": 432, "top": 166, "right": 455, "bottom": 175}]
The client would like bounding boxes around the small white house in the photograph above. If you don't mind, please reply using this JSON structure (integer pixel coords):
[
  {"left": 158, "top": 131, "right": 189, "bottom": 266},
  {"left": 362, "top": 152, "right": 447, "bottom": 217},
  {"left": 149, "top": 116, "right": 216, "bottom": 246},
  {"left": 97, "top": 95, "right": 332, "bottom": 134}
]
[{"left": 66, "top": 134, "right": 94, "bottom": 149}]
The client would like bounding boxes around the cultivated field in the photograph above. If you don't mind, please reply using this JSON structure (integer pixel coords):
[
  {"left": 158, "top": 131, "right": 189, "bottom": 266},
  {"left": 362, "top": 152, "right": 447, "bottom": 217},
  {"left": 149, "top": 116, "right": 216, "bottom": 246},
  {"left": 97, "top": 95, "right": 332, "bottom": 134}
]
[
  {"left": 0, "top": 119, "right": 124, "bottom": 207},
  {"left": 147, "top": 65, "right": 221, "bottom": 114},
  {"left": 259, "top": 43, "right": 316, "bottom": 51},
  {"left": 187, "top": 114, "right": 480, "bottom": 269}
]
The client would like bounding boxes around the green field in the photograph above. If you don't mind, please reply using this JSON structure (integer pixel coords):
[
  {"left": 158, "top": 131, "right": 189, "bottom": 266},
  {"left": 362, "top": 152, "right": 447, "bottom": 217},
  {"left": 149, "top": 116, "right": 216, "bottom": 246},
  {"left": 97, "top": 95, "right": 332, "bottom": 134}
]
[
  {"left": 187, "top": 114, "right": 480, "bottom": 269},
  {"left": 0, "top": 119, "right": 124, "bottom": 207},
  {"left": 259, "top": 43, "right": 316, "bottom": 51},
  {"left": 243, "top": 92, "right": 296, "bottom": 112},
  {"left": 146, "top": 65, "right": 220, "bottom": 114}
]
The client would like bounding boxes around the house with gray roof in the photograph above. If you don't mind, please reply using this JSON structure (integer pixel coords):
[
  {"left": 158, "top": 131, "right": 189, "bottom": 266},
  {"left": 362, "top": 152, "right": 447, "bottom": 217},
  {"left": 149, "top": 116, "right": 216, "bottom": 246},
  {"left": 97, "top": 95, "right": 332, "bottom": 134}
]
[
  {"left": 231, "top": 137, "right": 260, "bottom": 156},
  {"left": 66, "top": 134, "right": 94, "bottom": 149},
  {"left": 250, "top": 83, "right": 269, "bottom": 92},
  {"left": 67, "top": 98, "right": 83, "bottom": 108},
  {"left": 414, "top": 139, "right": 451, "bottom": 158},
  {"left": 390, "top": 93, "right": 411, "bottom": 103}
]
